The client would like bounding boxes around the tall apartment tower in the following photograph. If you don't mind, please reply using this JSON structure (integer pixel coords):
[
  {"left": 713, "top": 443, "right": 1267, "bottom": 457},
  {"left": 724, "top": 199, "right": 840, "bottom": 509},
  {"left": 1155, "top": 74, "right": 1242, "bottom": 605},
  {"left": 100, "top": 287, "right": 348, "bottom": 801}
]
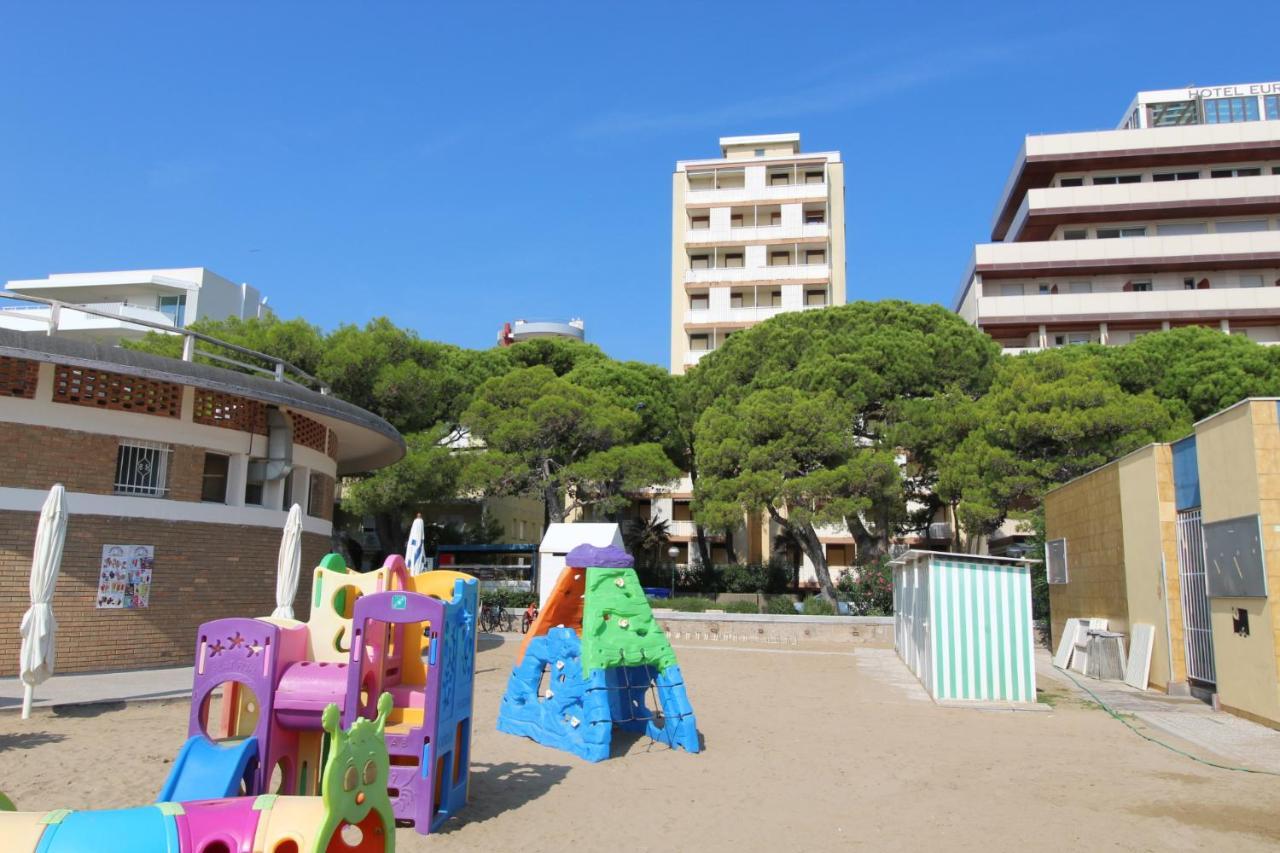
[
  {"left": 957, "top": 81, "right": 1280, "bottom": 351},
  {"left": 670, "top": 133, "right": 845, "bottom": 373}
]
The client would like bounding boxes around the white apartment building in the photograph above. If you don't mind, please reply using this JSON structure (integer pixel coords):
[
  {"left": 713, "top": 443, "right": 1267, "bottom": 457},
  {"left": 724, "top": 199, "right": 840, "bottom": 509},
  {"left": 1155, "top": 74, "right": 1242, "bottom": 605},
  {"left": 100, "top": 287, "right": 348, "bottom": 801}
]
[
  {"left": 670, "top": 133, "right": 846, "bottom": 373},
  {"left": 957, "top": 81, "right": 1280, "bottom": 352},
  {"left": 0, "top": 267, "right": 267, "bottom": 342}
]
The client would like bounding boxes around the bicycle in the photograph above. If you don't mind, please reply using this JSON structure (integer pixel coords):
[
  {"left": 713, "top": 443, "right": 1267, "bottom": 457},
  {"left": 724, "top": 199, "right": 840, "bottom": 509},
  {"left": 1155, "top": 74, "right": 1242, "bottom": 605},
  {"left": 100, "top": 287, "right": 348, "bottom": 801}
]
[
  {"left": 521, "top": 604, "right": 539, "bottom": 634},
  {"left": 480, "top": 600, "right": 516, "bottom": 633}
]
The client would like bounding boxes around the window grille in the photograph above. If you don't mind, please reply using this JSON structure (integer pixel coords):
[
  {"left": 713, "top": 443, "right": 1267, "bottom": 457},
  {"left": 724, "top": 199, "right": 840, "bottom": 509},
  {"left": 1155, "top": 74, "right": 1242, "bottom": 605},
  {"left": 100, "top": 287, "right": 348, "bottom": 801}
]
[
  {"left": 193, "top": 389, "right": 268, "bottom": 434},
  {"left": 114, "top": 440, "right": 172, "bottom": 497},
  {"left": 291, "top": 411, "right": 328, "bottom": 453}
]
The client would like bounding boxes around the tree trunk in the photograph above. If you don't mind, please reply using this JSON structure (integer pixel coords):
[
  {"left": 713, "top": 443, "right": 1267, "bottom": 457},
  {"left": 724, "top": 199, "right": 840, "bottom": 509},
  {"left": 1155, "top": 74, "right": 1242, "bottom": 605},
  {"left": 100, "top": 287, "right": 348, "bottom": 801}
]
[
  {"left": 694, "top": 524, "right": 712, "bottom": 569},
  {"left": 723, "top": 528, "right": 739, "bottom": 564},
  {"left": 767, "top": 506, "right": 838, "bottom": 601},
  {"left": 846, "top": 513, "right": 887, "bottom": 565},
  {"left": 544, "top": 482, "right": 566, "bottom": 524}
]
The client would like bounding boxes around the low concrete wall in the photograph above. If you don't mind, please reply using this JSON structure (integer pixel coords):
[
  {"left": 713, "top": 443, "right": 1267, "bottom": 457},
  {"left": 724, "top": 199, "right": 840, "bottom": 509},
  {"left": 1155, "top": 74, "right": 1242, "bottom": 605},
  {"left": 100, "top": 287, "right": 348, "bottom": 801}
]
[{"left": 654, "top": 611, "right": 893, "bottom": 647}]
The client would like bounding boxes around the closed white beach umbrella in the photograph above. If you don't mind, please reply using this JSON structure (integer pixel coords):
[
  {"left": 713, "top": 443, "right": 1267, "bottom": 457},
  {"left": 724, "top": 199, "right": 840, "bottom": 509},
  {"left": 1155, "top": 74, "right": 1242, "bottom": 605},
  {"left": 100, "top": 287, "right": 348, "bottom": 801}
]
[
  {"left": 407, "top": 514, "right": 427, "bottom": 576},
  {"left": 271, "top": 504, "right": 304, "bottom": 619},
  {"left": 19, "top": 484, "right": 68, "bottom": 720}
]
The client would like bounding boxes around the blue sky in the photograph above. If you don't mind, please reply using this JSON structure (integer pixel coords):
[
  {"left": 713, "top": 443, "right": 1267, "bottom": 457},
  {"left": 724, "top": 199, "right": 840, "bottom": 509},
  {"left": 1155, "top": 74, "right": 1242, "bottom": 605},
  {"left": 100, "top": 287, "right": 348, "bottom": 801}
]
[{"left": 2, "top": 1, "right": 1278, "bottom": 365}]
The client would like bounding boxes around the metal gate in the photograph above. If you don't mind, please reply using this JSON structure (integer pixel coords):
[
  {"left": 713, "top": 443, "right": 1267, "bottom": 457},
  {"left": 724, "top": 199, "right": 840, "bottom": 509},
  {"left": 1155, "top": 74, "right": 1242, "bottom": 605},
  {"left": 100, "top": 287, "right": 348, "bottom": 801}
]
[{"left": 1176, "top": 508, "right": 1215, "bottom": 684}]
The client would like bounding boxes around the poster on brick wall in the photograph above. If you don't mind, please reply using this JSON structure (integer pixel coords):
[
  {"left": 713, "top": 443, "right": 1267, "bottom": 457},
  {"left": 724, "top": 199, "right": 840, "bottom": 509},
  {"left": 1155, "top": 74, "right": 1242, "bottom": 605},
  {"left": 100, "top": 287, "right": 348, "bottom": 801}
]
[{"left": 96, "top": 545, "right": 154, "bottom": 609}]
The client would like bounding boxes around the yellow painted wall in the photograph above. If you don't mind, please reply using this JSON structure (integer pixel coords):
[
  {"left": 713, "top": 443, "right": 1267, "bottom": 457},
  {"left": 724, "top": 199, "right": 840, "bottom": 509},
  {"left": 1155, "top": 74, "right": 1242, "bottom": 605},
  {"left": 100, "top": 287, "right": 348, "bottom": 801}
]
[
  {"left": 1045, "top": 462, "right": 1129, "bottom": 649},
  {"left": 827, "top": 161, "right": 847, "bottom": 305},
  {"left": 1198, "top": 401, "right": 1280, "bottom": 726},
  {"left": 1117, "top": 446, "right": 1182, "bottom": 689},
  {"left": 670, "top": 172, "right": 688, "bottom": 374}
]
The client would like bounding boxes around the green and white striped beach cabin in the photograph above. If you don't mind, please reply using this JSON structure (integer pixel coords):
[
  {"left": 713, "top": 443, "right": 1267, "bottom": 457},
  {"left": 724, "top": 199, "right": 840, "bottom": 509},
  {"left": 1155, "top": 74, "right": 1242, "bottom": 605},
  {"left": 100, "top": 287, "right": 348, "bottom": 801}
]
[{"left": 891, "top": 550, "right": 1037, "bottom": 704}]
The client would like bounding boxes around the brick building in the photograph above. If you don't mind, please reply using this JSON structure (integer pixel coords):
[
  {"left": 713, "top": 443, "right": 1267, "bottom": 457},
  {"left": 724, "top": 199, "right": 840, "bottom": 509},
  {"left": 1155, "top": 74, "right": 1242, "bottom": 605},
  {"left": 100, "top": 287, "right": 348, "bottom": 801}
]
[{"left": 0, "top": 328, "right": 403, "bottom": 675}]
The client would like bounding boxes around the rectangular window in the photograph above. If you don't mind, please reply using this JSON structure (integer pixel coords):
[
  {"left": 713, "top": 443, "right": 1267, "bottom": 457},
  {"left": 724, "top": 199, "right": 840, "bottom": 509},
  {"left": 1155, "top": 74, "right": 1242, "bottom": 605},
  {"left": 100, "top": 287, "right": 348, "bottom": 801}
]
[
  {"left": 768, "top": 289, "right": 782, "bottom": 307},
  {"left": 1152, "top": 170, "right": 1200, "bottom": 182},
  {"left": 308, "top": 473, "right": 325, "bottom": 516},
  {"left": 689, "top": 334, "right": 710, "bottom": 351},
  {"left": 805, "top": 288, "right": 827, "bottom": 307},
  {"left": 804, "top": 249, "right": 826, "bottom": 265},
  {"left": 687, "top": 172, "right": 715, "bottom": 191},
  {"left": 1062, "top": 228, "right": 1088, "bottom": 240},
  {"left": 690, "top": 254, "right": 710, "bottom": 269},
  {"left": 114, "top": 440, "right": 171, "bottom": 497},
  {"left": 1068, "top": 281, "right": 1092, "bottom": 294},
  {"left": 1240, "top": 275, "right": 1264, "bottom": 288},
  {"left": 1204, "top": 96, "right": 1261, "bottom": 124},
  {"left": 1147, "top": 100, "right": 1199, "bottom": 127},
  {"left": 804, "top": 207, "right": 825, "bottom": 224},
  {"left": 729, "top": 213, "right": 744, "bottom": 227},
  {"left": 1091, "top": 175, "right": 1141, "bottom": 185},
  {"left": 1001, "top": 283, "right": 1025, "bottom": 296},
  {"left": 753, "top": 148, "right": 765, "bottom": 156},
  {"left": 769, "top": 211, "right": 782, "bottom": 226},
  {"left": 689, "top": 293, "right": 708, "bottom": 310},
  {"left": 1096, "top": 226, "right": 1146, "bottom": 239},
  {"left": 730, "top": 288, "right": 753, "bottom": 308},
  {"left": 690, "top": 214, "right": 709, "bottom": 230},
  {"left": 769, "top": 170, "right": 791, "bottom": 186},
  {"left": 1157, "top": 222, "right": 1208, "bottom": 236},
  {"left": 769, "top": 251, "right": 792, "bottom": 266},
  {"left": 200, "top": 453, "right": 229, "bottom": 503},
  {"left": 1215, "top": 219, "right": 1268, "bottom": 233},
  {"left": 158, "top": 295, "right": 187, "bottom": 327},
  {"left": 244, "top": 462, "right": 265, "bottom": 506},
  {"left": 1058, "top": 177, "right": 1084, "bottom": 187},
  {"left": 1184, "top": 278, "right": 1197, "bottom": 290},
  {"left": 1038, "top": 283, "right": 1053, "bottom": 295},
  {"left": 1210, "top": 167, "right": 1263, "bottom": 178},
  {"left": 1267, "top": 95, "right": 1279, "bottom": 121},
  {"left": 724, "top": 252, "right": 744, "bottom": 268},
  {"left": 804, "top": 169, "right": 824, "bottom": 184},
  {"left": 1132, "top": 281, "right": 1152, "bottom": 292}
]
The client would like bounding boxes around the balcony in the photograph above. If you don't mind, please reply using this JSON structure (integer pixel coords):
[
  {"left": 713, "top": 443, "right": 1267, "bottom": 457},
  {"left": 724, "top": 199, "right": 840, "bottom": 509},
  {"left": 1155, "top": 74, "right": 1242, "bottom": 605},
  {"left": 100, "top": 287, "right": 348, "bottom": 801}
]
[
  {"left": 0, "top": 300, "right": 176, "bottom": 339},
  {"left": 977, "top": 283, "right": 1280, "bottom": 323},
  {"left": 685, "top": 181, "right": 828, "bottom": 206},
  {"left": 685, "top": 222, "right": 829, "bottom": 245},
  {"left": 683, "top": 349, "right": 712, "bottom": 367},
  {"left": 685, "top": 305, "right": 786, "bottom": 325},
  {"left": 685, "top": 262, "right": 830, "bottom": 284},
  {"left": 1006, "top": 175, "right": 1280, "bottom": 241}
]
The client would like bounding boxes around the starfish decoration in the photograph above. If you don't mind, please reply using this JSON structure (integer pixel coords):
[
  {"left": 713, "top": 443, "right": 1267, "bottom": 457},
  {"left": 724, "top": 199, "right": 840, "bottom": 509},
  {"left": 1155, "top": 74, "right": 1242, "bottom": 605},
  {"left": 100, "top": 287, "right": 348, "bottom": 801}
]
[
  {"left": 228, "top": 632, "right": 246, "bottom": 649},
  {"left": 209, "top": 640, "right": 226, "bottom": 657},
  {"left": 246, "top": 642, "right": 262, "bottom": 658}
]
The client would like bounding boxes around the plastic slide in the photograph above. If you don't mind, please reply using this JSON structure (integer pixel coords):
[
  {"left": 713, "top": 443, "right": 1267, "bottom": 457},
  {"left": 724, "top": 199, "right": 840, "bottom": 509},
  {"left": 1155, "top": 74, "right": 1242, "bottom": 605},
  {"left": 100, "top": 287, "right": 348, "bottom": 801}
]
[{"left": 156, "top": 735, "right": 258, "bottom": 803}]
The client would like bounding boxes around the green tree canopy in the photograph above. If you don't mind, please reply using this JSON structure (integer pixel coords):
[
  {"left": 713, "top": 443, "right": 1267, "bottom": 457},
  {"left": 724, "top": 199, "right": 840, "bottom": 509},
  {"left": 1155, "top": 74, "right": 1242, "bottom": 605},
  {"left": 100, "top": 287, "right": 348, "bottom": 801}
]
[
  {"left": 461, "top": 365, "right": 680, "bottom": 522},
  {"left": 938, "top": 346, "right": 1180, "bottom": 544}
]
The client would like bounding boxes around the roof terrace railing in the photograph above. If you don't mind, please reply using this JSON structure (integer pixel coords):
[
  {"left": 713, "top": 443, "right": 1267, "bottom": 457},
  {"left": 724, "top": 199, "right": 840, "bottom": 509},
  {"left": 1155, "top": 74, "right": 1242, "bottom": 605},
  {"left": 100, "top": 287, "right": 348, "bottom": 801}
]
[{"left": 0, "top": 290, "right": 329, "bottom": 394}]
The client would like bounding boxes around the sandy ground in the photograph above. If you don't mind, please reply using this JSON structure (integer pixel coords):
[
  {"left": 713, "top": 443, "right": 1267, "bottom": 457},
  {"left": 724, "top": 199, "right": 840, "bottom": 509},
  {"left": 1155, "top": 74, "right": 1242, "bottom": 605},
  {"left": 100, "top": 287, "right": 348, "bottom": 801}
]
[{"left": 3, "top": 636, "right": 1280, "bottom": 852}]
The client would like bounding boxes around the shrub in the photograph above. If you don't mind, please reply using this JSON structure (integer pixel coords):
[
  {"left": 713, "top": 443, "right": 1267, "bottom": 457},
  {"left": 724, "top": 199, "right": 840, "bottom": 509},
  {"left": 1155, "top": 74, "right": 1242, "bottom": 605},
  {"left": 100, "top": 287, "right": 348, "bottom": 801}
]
[
  {"left": 481, "top": 588, "right": 538, "bottom": 609},
  {"left": 836, "top": 557, "right": 894, "bottom": 616},
  {"left": 802, "top": 595, "right": 836, "bottom": 616},
  {"left": 719, "top": 559, "right": 792, "bottom": 594},
  {"left": 764, "top": 595, "right": 799, "bottom": 615},
  {"left": 666, "top": 596, "right": 715, "bottom": 612},
  {"left": 722, "top": 599, "right": 759, "bottom": 614}
]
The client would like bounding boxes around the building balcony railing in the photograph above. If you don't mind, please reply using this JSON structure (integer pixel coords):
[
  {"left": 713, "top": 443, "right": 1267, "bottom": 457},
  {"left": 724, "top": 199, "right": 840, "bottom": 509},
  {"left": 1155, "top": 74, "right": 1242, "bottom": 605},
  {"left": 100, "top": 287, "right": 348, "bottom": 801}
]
[
  {"left": 685, "top": 181, "right": 827, "bottom": 205},
  {"left": 685, "top": 222, "right": 829, "bottom": 244},
  {"left": 977, "top": 285, "right": 1280, "bottom": 322},
  {"left": 683, "top": 349, "right": 711, "bottom": 366},
  {"left": 684, "top": 305, "right": 788, "bottom": 325},
  {"left": 0, "top": 291, "right": 330, "bottom": 393},
  {"left": 685, "top": 262, "right": 831, "bottom": 284},
  {"left": 974, "top": 230, "right": 1280, "bottom": 274}
]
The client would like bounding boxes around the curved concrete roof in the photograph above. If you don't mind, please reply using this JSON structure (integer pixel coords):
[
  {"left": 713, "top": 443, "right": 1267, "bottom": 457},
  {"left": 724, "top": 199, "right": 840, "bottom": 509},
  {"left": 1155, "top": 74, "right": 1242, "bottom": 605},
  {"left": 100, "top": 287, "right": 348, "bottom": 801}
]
[{"left": 0, "top": 329, "right": 404, "bottom": 474}]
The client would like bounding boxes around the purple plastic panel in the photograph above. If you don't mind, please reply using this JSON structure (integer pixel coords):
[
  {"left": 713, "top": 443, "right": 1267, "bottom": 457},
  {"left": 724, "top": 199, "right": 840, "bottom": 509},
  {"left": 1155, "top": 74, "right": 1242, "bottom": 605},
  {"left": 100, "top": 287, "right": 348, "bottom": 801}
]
[
  {"left": 565, "top": 543, "right": 633, "bottom": 568},
  {"left": 190, "top": 618, "right": 292, "bottom": 794},
  {"left": 274, "top": 661, "right": 350, "bottom": 729}
]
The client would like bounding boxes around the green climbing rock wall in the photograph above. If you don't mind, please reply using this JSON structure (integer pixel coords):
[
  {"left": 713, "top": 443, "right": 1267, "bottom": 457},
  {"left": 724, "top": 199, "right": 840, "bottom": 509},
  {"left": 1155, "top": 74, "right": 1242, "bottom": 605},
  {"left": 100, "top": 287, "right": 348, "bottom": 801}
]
[{"left": 580, "top": 567, "right": 677, "bottom": 673}]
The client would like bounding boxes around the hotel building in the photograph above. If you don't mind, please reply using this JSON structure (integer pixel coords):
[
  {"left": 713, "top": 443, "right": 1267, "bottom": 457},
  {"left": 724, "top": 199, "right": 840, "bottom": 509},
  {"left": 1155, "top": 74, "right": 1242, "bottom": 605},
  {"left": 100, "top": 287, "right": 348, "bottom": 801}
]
[
  {"left": 644, "top": 134, "right": 851, "bottom": 583},
  {"left": 1, "top": 267, "right": 268, "bottom": 343},
  {"left": 670, "top": 133, "right": 846, "bottom": 373},
  {"left": 957, "top": 81, "right": 1280, "bottom": 352}
]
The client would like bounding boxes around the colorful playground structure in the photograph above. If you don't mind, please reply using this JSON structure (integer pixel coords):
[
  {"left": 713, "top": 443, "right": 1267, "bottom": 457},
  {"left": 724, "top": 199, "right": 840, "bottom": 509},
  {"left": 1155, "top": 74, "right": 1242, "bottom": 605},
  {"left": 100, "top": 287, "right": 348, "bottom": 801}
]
[
  {"left": 0, "top": 693, "right": 398, "bottom": 852},
  {"left": 0, "top": 552, "right": 479, "bottom": 851},
  {"left": 497, "top": 544, "right": 700, "bottom": 762}
]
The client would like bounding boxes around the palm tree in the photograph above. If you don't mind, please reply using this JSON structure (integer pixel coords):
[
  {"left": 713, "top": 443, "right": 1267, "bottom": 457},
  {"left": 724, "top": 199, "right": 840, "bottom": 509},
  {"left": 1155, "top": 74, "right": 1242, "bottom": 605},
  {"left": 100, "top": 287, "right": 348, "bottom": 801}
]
[{"left": 624, "top": 516, "right": 670, "bottom": 583}]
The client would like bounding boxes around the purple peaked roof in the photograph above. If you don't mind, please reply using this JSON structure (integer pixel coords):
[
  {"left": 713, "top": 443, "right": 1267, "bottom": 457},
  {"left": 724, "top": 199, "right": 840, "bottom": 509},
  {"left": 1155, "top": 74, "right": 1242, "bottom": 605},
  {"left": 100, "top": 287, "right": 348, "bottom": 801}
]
[{"left": 565, "top": 543, "right": 634, "bottom": 568}]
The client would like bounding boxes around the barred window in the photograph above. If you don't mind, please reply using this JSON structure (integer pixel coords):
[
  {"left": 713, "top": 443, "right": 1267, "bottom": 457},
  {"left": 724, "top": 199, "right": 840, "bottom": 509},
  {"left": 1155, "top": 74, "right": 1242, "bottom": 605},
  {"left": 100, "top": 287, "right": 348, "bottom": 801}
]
[{"left": 114, "top": 440, "right": 172, "bottom": 497}]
